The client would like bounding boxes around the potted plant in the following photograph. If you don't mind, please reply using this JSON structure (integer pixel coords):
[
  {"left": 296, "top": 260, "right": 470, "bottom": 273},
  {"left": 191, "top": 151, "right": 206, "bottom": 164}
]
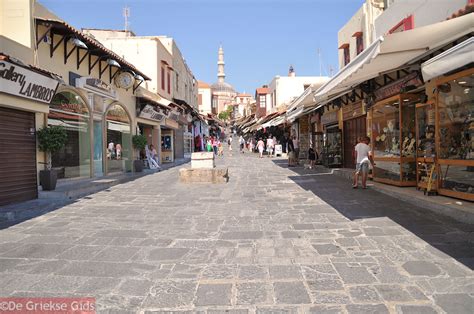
[
  {"left": 37, "top": 125, "right": 68, "bottom": 190},
  {"left": 132, "top": 134, "right": 147, "bottom": 172}
]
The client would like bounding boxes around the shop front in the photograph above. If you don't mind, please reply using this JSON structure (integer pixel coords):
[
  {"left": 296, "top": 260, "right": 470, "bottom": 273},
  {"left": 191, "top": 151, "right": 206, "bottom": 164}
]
[
  {"left": 435, "top": 69, "right": 473, "bottom": 200},
  {"left": 321, "top": 109, "right": 342, "bottom": 168},
  {"left": 370, "top": 93, "right": 422, "bottom": 186},
  {"left": 310, "top": 113, "right": 323, "bottom": 164},
  {"left": 48, "top": 89, "right": 91, "bottom": 179},
  {"left": 105, "top": 103, "right": 132, "bottom": 174},
  {"left": 161, "top": 118, "right": 178, "bottom": 163},
  {"left": 342, "top": 101, "right": 366, "bottom": 169},
  {"left": 0, "top": 55, "right": 60, "bottom": 205}
]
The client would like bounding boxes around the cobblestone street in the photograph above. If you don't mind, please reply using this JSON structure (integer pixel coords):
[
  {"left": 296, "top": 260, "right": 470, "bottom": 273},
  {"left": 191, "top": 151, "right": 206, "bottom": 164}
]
[{"left": 0, "top": 148, "right": 473, "bottom": 313}]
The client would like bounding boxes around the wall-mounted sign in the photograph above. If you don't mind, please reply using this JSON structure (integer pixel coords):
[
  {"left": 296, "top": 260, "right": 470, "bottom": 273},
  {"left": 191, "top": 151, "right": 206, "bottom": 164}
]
[
  {"left": 342, "top": 102, "right": 364, "bottom": 120},
  {"left": 321, "top": 111, "right": 338, "bottom": 125},
  {"left": 75, "top": 76, "right": 117, "bottom": 100},
  {"left": 0, "top": 61, "right": 59, "bottom": 104},
  {"left": 138, "top": 104, "right": 165, "bottom": 122},
  {"left": 165, "top": 118, "right": 179, "bottom": 129},
  {"left": 374, "top": 72, "right": 423, "bottom": 102}
]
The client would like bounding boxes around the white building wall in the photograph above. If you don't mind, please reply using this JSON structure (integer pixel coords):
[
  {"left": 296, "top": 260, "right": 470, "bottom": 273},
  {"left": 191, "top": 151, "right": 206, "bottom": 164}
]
[
  {"left": 268, "top": 76, "right": 330, "bottom": 110},
  {"left": 337, "top": 0, "right": 384, "bottom": 69},
  {"left": 198, "top": 87, "right": 212, "bottom": 114},
  {"left": 375, "top": 0, "right": 467, "bottom": 37}
]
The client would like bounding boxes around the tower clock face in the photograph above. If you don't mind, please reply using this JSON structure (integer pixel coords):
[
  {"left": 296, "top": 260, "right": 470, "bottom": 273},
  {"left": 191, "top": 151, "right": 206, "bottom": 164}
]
[{"left": 115, "top": 71, "right": 134, "bottom": 89}]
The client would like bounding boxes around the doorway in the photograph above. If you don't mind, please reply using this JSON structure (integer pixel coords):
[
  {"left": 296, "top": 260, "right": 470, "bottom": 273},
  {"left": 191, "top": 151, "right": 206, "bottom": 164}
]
[{"left": 343, "top": 115, "right": 367, "bottom": 169}]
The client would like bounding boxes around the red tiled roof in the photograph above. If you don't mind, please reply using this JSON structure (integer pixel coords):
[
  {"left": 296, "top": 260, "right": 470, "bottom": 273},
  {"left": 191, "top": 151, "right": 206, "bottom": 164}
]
[
  {"left": 35, "top": 18, "right": 151, "bottom": 81},
  {"left": 198, "top": 81, "right": 211, "bottom": 88},
  {"left": 0, "top": 53, "right": 61, "bottom": 78},
  {"left": 256, "top": 87, "right": 270, "bottom": 94}
]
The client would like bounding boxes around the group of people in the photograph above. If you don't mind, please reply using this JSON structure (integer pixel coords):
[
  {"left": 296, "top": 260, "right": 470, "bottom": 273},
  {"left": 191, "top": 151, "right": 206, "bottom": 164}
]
[{"left": 205, "top": 136, "right": 227, "bottom": 156}]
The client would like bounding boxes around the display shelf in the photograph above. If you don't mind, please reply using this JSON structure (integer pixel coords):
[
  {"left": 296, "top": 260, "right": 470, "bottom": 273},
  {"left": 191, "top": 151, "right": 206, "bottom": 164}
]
[
  {"left": 435, "top": 69, "right": 474, "bottom": 201},
  {"left": 323, "top": 127, "right": 342, "bottom": 168},
  {"left": 371, "top": 93, "right": 420, "bottom": 186}
]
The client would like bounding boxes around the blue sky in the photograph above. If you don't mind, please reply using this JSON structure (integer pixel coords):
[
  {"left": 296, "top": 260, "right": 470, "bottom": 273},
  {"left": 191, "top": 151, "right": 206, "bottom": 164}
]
[{"left": 40, "top": 0, "right": 365, "bottom": 94}]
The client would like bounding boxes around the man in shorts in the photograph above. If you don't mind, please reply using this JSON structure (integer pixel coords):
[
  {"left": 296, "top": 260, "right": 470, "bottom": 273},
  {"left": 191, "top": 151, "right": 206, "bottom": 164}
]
[{"left": 353, "top": 136, "right": 375, "bottom": 189}]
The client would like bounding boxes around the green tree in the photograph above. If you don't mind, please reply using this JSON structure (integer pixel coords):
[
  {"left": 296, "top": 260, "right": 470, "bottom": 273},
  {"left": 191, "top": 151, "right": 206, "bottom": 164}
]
[{"left": 37, "top": 126, "right": 68, "bottom": 170}]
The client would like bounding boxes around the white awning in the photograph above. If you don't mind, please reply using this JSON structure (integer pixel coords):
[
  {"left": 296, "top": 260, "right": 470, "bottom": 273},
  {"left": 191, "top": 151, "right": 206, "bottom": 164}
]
[
  {"left": 421, "top": 37, "right": 474, "bottom": 82},
  {"left": 313, "top": 13, "right": 474, "bottom": 106}
]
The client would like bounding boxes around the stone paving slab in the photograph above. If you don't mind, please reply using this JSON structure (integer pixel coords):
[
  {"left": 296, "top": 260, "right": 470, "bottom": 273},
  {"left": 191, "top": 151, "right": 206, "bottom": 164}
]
[{"left": 0, "top": 142, "right": 473, "bottom": 313}]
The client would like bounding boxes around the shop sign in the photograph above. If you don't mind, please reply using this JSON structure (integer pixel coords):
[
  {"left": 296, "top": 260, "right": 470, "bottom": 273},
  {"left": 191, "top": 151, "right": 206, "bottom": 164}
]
[
  {"left": 374, "top": 72, "right": 423, "bottom": 101},
  {"left": 310, "top": 113, "right": 320, "bottom": 124},
  {"left": 342, "top": 102, "right": 363, "bottom": 120},
  {"left": 138, "top": 104, "right": 165, "bottom": 122},
  {"left": 0, "top": 60, "right": 59, "bottom": 104},
  {"left": 107, "top": 106, "right": 129, "bottom": 123},
  {"left": 168, "top": 112, "right": 180, "bottom": 121},
  {"left": 76, "top": 76, "right": 117, "bottom": 100},
  {"left": 165, "top": 118, "right": 179, "bottom": 129},
  {"left": 321, "top": 111, "right": 338, "bottom": 125}
]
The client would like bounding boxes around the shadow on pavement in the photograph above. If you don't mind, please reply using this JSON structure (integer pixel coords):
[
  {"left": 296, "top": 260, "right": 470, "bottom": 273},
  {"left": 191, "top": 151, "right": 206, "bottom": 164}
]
[{"left": 272, "top": 159, "right": 474, "bottom": 270}]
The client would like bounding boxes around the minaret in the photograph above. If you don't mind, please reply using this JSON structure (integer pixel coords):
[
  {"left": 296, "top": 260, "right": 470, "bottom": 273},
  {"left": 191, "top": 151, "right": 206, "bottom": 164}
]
[{"left": 217, "top": 45, "right": 225, "bottom": 83}]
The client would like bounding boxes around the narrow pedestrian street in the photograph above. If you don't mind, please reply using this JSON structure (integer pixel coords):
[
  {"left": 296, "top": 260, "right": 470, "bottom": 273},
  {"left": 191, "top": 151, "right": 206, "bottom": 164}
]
[{"left": 0, "top": 146, "right": 473, "bottom": 313}]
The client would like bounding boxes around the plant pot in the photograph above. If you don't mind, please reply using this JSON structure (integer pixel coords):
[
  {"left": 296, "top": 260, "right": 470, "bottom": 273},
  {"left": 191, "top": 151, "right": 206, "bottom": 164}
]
[
  {"left": 40, "top": 169, "right": 58, "bottom": 191},
  {"left": 134, "top": 160, "right": 143, "bottom": 172}
]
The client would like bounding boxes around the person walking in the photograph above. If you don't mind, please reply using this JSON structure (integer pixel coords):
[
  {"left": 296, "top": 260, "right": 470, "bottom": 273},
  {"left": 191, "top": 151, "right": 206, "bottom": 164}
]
[
  {"left": 256, "top": 137, "right": 265, "bottom": 158},
  {"left": 308, "top": 145, "right": 317, "bottom": 169},
  {"left": 239, "top": 135, "right": 245, "bottom": 153},
  {"left": 212, "top": 137, "right": 218, "bottom": 155},
  {"left": 287, "top": 137, "right": 295, "bottom": 167},
  {"left": 353, "top": 136, "right": 375, "bottom": 189},
  {"left": 206, "top": 137, "right": 213, "bottom": 152},
  {"left": 266, "top": 134, "right": 274, "bottom": 158},
  {"left": 292, "top": 135, "right": 299, "bottom": 164},
  {"left": 227, "top": 136, "right": 233, "bottom": 154}
]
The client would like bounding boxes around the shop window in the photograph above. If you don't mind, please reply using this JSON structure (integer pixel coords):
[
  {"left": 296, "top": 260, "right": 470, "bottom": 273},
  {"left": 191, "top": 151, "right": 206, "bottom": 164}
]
[
  {"left": 167, "top": 70, "right": 171, "bottom": 94},
  {"left": 259, "top": 95, "right": 266, "bottom": 108},
  {"left": 161, "top": 67, "right": 165, "bottom": 90},
  {"left": 356, "top": 35, "right": 364, "bottom": 55},
  {"left": 343, "top": 47, "right": 350, "bottom": 66},
  {"left": 48, "top": 91, "right": 90, "bottom": 179},
  {"left": 438, "top": 74, "right": 474, "bottom": 160},
  {"left": 105, "top": 104, "right": 131, "bottom": 174}
]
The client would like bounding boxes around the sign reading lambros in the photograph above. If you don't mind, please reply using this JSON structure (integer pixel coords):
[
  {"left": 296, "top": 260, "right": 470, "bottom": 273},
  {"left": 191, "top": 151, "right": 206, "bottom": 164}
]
[{"left": 0, "top": 61, "right": 59, "bottom": 104}]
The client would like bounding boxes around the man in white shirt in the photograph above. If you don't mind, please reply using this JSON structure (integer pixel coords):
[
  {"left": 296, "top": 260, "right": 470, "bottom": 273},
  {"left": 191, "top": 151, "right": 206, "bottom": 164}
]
[{"left": 353, "top": 136, "right": 375, "bottom": 189}]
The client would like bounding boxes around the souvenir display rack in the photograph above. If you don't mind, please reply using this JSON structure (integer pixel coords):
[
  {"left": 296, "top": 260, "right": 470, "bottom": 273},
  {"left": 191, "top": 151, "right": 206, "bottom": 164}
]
[
  {"left": 416, "top": 101, "right": 437, "bottom": 194},
  {"left": 370, "top": 94, "right": 420, "bottom": 186},
  {"left": 435, "top": 68, "right": 474, "bottom": 201}
]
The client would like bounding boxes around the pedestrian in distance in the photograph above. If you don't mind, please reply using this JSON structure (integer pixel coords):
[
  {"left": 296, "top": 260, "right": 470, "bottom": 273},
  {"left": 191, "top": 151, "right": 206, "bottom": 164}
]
[
  {"left": 227, "top": 136, "right": 233, "bottom": 154},
  {"left": 266, "top": 134, "right": 274, "bottom": 158},
  {"left": 292, "top": 135, "right": 299, "bottom": 164},
  {"left": 308, "top": 144, "right": 317, "bottom": 169},
  {"left": 287, "top": 137, "right": 295, "bottom": 167},
  {"left": 212, "top": 137, "right": 218, "bottom": 155},
  {"left": 353, "top": 136, "right": 375, "bottom": 189},
  {"left": 256, "top": 137, "right": 265, "bottom": 158},
  {"left": 206, "top": 137, "right": 213, "bottom": 152},
  {"left": 218, "top": 140, "right": 224, "bottom": 156},
  {"left": 239, "top": 135, "right": 245, "bottom": 153}
]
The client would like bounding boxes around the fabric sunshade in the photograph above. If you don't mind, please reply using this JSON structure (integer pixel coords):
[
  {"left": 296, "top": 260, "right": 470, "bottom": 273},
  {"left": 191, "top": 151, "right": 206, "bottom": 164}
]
[
  {"left": 421, "top": 37, "right": 474, "bottom": 82},
  {"left": 313, "top": 13, "right": 474, "bottom": 107}
]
